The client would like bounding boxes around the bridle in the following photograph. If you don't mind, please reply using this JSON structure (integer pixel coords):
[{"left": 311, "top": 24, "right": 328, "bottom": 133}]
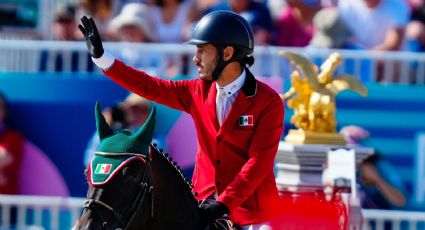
[{"left": 82, "top": 153, "right": 154, "bottom": 230}]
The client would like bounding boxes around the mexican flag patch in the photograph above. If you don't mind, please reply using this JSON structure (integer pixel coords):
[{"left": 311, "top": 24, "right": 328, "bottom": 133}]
[
  {"left": 239, "top": 115, "right": 253, "bottom": 126},
  {"left": 94, "top": 164, "right": 112, "bottom": 174}
]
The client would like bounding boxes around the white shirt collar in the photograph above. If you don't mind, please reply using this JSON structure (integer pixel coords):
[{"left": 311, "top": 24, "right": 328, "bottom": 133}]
[{"left": 215, "top": 69, "right": 246, "bottom": 97}]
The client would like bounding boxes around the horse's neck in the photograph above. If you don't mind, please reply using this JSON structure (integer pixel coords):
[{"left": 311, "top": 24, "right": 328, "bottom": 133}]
[
  {"left": 147, "top": 148, "right": 204, "bottom": 229},
  {"left": 151, "top": 148, "right": 197, "bottom": 207}
]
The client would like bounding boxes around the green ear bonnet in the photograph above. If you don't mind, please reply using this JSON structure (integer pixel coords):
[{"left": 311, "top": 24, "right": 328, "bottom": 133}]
[{"left": 87, "top": 102, "right": 156, "bottom": 186}]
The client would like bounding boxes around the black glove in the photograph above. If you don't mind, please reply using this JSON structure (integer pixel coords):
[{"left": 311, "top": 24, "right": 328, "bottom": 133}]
[
  {"left": 78, "top": 16, "right": 104, "bottom": 58},
  {"left": 200, "top": 201, "right": 229, "bottom": 220}
]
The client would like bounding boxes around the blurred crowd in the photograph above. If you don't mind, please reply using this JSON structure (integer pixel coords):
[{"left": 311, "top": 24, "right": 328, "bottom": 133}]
[
  {"left": 2, "top": 0, "right": 425, "bottom": 52},
  {"left": 2, "top": 0, "right": 425, "bottom": 82}
]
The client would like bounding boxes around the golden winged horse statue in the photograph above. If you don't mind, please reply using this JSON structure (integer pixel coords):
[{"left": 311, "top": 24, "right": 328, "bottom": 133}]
[{"left": 280, "top": 51, "right": 368, "bottom": 145}]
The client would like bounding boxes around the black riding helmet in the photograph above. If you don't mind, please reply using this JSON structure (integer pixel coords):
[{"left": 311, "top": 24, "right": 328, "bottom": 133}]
[{"left": 186, "top": 10, "right": 254, "bottom": 80}]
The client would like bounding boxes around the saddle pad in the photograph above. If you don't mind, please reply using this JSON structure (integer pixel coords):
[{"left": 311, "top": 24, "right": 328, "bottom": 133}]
[{"left": 87, "top": 154, "right": 146, "bottom": 186}]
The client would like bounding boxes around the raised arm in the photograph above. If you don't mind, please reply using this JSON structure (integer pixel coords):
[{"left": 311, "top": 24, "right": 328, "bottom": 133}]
[{"left": 77, "top": 16, "right": 195, "bottom": 112}]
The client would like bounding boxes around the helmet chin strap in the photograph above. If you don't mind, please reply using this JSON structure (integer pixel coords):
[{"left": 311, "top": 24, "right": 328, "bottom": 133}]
[
  {"left": 211, "top": 45, "right": 242, "bottom": 81},
  {"left": 212, "top": 46, "right": 227, "bottom": 81}
]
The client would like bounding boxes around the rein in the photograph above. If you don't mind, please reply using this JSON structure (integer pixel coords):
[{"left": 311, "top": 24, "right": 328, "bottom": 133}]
[{"left": 82, "top": 153, "right": 154, "bottom": 229}]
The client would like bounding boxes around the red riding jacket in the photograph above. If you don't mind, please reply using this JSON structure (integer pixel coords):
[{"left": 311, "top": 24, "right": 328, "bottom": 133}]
[{"left": 101, "top": 59, "right": 284, "bottom": 225}]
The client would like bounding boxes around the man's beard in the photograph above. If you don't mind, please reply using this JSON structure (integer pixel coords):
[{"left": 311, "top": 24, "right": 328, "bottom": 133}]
[{"left": 197, "top": 61, "right": 217, "bottom": 81}]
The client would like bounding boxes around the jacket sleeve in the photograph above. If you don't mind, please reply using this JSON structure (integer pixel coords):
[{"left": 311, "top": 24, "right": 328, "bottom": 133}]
[
  {"left": 103, "top": 59, "right": 196, "bottom": 113},
  {"left": 217, "top": 94, "right": 284, "bottom": 212}
]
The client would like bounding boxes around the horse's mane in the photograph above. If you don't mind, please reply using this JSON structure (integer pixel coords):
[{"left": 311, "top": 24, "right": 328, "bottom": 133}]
[
  {"left": 151, "top": 143, "right": 195, "bottom": 197},
  {"left": 148, "top": 143, "right": 203, "bottom": 229}
]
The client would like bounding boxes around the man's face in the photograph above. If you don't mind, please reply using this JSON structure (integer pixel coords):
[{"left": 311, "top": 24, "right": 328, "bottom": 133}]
[
  {"left": 53, "top": 16, "right": 76, "bottom": 41},
  {"left": 193, "top": 44, "right": 218, "bottom": 81}
]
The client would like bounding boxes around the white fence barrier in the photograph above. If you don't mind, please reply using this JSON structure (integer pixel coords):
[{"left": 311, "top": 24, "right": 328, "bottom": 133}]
[
  {"left": 0, "top": 195, "right": 424, "bottom": 230},
  {"left": 415, "top": 133, "right": 425, "bottom": 206},
  {"left": 1, "top": 40, "right": 425, "bottom": 84},
  {"left": 363, "top": 209, "right": 425, "bottom": 230},
  {"left": 0, "top": 195, "right": 84, "bottom": 230}
]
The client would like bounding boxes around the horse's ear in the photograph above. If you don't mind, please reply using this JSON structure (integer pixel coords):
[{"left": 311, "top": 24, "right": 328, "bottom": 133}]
[
  {"left": 95, "top": 102, "right": 114, "bottom": 140},
  {"left": 134, "top": 106, "right": 156, "bottom": 151}
]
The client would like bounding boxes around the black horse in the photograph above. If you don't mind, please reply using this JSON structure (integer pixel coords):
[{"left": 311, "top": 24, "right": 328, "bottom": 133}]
[{"left": 73, "top": 103, "right": 206, "bottom": 230}]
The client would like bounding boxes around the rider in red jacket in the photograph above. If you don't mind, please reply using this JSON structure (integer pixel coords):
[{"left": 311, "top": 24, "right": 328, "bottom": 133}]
[{"left": 78, "top": 10, "right": 284, "bottom": 228}]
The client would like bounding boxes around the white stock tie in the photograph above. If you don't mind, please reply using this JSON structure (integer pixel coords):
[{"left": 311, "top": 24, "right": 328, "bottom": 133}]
[{"left": 216, "top": 88, "right": 230, "bottom": 126}]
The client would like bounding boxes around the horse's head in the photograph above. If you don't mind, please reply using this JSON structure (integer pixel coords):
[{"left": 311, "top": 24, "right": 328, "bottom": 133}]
[{"left": 75, "top": 102, "right": 155, "bottom": 230}]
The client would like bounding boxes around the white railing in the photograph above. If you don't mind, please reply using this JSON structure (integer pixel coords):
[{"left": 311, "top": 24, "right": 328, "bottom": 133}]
[
  {"left": 363, "top": 209, "right": 425, "bottom": 230},
  {"left": 0, "top": 195, "right": 424, "bottom": 230},
  {"left": 1, "top": 40, "right": 425, "bottom": 84},
  {"left": 415, "top": 133, "right": 425, "bottom": 205},
  {"left": 0, "top": 195, "right": 84, "bottom": 230}
]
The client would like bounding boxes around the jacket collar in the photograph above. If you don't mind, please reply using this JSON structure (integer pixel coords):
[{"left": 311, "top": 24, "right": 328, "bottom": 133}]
[{"left": 216, "top": 69, "right": 246, "bottom": 98}]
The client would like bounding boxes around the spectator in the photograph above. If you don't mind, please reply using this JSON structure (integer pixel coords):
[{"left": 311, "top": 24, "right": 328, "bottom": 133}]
[
  {"left": 321, "top": 0, "right": 338, "bottom": 7},
  {"left": 115, "top": 0, "right": 151, "bottom": 11},
  {"left": 307, "top": 7, "right": 372, "bottom": 81},
  {"left": 340, "top": 125, "right": 408, "bottom": 209},
  {"left": 108, "top": 3, "right": 156, "bottom": 42},
  {"left": 272, "top": 0, "right": 322, "bottom": 47},
  {"left": 358, "top": 154, "right": 408, "bottom": 209},
  {"left": 195, "top": 0, "right": 221, "bottom": 14},
  {"left": 338, "top": 0, "right": 411, "bottom": 83},
  {"left": 76, "top": 0, "right": 120, "bottom": 40},
  {"left": 405, "top": 1, "right": 425, "bottom": 52},
  {"left": 207, "top": 0, "right": 274, "bottom": 45},
  {"left": 107, "top": 3, "right": 161, "bottom": 72},
  {"left": 51, "top": 4, "right": 79, "bottom": 41},
  {"left": 309, "top": 7, "right": 355, "bottom": 49},
  {"left": 338, "top": 0, "right": 410, "bottom": 51},
  {"left": 39, "top": 3, "right": 95, "bottom": 72},
  {"left": 149, "top": 0, "right": 200, "bottom": 43},
  {"left": 267, "top": 0, "right": 287, "bottom": 19},
  {"left": 122, "top": 93, "right": 166, "bottom": 150},
  {"left": 0, "top": 92, "right": 25, "bottom": 195},
  {"left": 83, "top": 102, "right": 127, "bottom": 166},
  {"left": 122, "top": 93, "right": 152, "bottom": 131},
  {"left": 148, "top": 0, "right": 201, "bottom": 78}
]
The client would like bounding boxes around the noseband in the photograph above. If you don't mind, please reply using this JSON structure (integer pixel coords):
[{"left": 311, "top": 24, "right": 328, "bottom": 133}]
[{"left": 82, "top": 153, "right": 154, "bottom": 230}]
